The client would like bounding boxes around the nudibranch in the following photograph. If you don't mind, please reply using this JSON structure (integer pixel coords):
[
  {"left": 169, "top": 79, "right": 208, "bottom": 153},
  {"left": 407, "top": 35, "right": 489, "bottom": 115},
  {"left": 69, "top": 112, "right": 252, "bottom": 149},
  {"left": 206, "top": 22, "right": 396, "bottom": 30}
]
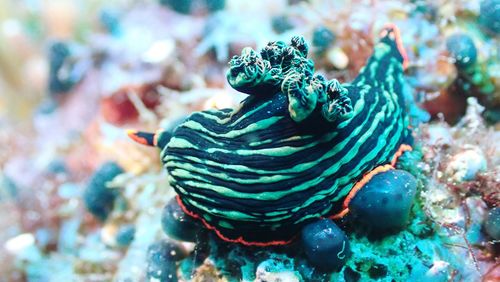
[{"left": 129, "top": 24, "right": 413, "bottom": 246}]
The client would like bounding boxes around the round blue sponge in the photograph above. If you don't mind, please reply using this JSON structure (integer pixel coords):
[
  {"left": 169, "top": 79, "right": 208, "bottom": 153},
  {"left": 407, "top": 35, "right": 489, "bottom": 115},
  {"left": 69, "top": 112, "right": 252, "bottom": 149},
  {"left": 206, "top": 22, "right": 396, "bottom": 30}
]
[
  {"left": 301, "top": 219, "right": 351, "bottom": 270},
  {"left": 161, "top": 197, "right": 201, "bottom": 242},
  {"left": 83, "top": 162, "right": 124, "bottom": 221},
  {"left": 446, "top": 33, "right": 477, "bottom": 70},
  {"left": 349, "top": 169, "right": 417, "bottom": 231}
]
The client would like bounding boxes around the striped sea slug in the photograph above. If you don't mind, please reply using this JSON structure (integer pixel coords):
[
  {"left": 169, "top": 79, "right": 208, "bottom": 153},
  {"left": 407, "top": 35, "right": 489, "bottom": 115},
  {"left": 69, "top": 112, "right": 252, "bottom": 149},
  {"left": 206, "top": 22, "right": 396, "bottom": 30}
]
[{"left": 129, "top": 24, "right": 413, "bottom": 246}]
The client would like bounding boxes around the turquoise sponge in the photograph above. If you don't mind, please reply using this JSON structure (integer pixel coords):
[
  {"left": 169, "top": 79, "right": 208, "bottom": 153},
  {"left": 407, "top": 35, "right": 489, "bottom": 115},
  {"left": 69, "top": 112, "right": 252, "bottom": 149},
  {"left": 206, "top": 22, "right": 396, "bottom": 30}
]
[{"left": 83, "top": 162, "right": 123, "bottom": 221}]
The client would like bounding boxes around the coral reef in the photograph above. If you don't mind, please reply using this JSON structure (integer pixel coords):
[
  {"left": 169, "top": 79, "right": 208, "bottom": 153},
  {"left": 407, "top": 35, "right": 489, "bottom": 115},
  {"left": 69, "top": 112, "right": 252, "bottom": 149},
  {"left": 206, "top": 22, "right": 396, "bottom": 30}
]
[{"left": 0, "top": 1, "right": 498, "bottom": 281}]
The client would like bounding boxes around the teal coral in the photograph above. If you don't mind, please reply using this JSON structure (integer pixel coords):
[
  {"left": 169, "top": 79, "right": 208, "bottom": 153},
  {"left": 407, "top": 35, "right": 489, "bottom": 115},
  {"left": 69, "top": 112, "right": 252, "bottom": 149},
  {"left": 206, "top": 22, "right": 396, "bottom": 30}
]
[{"left": 184, "top": 202, "right": 468, "bottom": 281}]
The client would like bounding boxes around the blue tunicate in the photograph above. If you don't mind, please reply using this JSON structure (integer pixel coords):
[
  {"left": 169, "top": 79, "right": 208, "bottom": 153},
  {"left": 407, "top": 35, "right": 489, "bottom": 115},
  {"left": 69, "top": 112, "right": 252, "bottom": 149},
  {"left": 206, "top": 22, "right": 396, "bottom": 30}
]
[
  {"left": 271, "top": 15, "right": 294, "bottom": 34},
  {"left": 484, "top": 207, "right": 500, "bottom": 240},
  {"left": 146, "top": 240, "right": 185, "bottom": 282},
  {"left": 301, "top": 219, "right": 351, "bottom": 270},
  {"left": 116, "top": 225, "right": 135, "bottom": 247},
  {"left": 479, "top": 0, "right": 500, "bottom": 35},
  {"left": 445, "top": 34, "right": 477, "bottom": 70},
  {"left": 83, "top": 162, "right": 124, "bottom": 221},
  {"left": 48, "top": 41, "right": 76, "bottom": 95},
  {"left": 161, "top": 197, "right": 201, "bottom": 242},
  {"left": 312, "top": 26, "right": 335, "bottom": 52},
  {"left": 349, "top": 169, "right": 417, "bottom": 231}
]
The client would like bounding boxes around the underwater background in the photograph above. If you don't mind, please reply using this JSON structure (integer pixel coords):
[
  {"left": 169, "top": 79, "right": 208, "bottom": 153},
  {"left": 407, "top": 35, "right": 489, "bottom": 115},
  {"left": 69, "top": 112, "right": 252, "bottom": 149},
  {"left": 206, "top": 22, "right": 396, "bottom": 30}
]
[{"left": 0, "top": 0, "right": 499, "bottom": 281}]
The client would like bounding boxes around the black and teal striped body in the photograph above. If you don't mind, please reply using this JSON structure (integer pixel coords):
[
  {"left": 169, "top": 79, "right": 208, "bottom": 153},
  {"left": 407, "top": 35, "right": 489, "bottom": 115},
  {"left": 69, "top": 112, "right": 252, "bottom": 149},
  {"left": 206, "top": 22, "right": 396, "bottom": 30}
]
[{"left": 162, "top": 33, "right": 412, "bottom": 244}]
